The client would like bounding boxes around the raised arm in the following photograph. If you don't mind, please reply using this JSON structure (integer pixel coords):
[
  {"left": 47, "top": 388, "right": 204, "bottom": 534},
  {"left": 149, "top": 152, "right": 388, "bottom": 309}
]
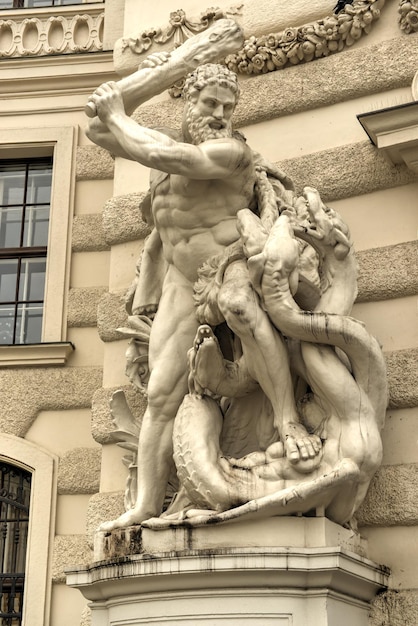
[{"left": 90, "top": 82, "right": 252, "bottom": 180}]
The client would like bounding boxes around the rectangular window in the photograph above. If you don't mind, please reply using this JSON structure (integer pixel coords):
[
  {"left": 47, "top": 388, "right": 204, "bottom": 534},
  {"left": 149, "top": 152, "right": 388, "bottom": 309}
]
[
  {"left": 0, "top": 1, "right": 92, "bottom": 8},
  {"left": 0, "top": 159, "right": 52, "bottom": 345}
]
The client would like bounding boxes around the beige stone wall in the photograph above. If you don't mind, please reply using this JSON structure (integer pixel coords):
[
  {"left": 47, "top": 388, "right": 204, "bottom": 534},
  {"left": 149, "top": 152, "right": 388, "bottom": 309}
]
[{"left": 1, "top": 1, "right": 418, "bottom": 624}]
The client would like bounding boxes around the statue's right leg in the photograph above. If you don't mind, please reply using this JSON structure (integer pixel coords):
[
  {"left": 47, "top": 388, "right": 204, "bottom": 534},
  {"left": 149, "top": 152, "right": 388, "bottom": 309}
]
[{"left": 100, "top": 266, "right": 199, "bottom": 530}]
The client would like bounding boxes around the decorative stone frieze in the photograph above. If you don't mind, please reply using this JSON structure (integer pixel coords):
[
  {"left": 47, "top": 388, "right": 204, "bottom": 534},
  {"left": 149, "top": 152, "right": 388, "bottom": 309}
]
[
  {"left": 225, "top": 0, "right": 385, "bottom": 75},
  {"left": 399, "top": 0, "right": 418, "bottom": 33},
  {"left": 0, "top": 8, "right": 104, "bottom": 58},
  {"left": 357, "top": 463, "right": 418, "bottom": 526}
]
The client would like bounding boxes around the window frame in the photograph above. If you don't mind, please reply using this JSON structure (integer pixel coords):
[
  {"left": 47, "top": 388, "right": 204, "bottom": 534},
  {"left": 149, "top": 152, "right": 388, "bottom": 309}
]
[
  {"left": 0, "top": 434, "right": 57, "bottom": 626},
  {"left": 0, "top": 126, "right": 76, "bottom": 366}
]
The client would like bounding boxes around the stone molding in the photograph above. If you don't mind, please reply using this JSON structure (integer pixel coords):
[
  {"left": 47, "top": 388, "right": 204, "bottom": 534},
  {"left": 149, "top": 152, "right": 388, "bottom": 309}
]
[
  {"left": 0, "top": 342, "right": 74, "bottom": 367},
  {"left": 0, "top": 5, "right": 104, "bottom": 58}
]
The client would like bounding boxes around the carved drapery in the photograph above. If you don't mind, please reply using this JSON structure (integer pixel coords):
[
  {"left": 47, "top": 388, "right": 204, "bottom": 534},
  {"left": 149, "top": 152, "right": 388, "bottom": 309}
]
[{"left": 0, "top": 8, "right": 104, "bottom": 58}]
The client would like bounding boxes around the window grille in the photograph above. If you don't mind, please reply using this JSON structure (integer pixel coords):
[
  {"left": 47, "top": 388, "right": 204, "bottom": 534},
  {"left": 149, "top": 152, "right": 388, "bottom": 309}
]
[
  {"left": 0, "top": 1, "right": 90, "bottom": 8},
  {"left": 0, "top": 462, "right": 31, "bottom": 626},
  {"left": 0, "top": 159, "right": 52, "bottom": 345}
]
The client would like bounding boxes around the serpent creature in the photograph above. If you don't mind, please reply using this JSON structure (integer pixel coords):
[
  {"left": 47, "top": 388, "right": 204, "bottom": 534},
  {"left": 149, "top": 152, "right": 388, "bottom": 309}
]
[{"left": 144, "top": 187, "right": 387, "bottom": 530}]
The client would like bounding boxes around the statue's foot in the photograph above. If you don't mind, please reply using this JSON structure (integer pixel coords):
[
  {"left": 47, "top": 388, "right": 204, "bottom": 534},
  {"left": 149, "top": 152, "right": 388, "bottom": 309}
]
[
  {"left": 282, "top": 421, "right": 323, "bottom": 473},
  {"left": 188, "top": 325, "right": 226, "bottom": 394},
  {"left": 98, "top": 507, "right": 153, "bottom": 532}
]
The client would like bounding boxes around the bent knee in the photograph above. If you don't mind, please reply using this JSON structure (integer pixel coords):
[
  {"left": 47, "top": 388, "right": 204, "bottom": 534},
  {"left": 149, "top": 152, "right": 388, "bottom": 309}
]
[{"left": 218, "top": 283, "right": 258, "bottom": 332}]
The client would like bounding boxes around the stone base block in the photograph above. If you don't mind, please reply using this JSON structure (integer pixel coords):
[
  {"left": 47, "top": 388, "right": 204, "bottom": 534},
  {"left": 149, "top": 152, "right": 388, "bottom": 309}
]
[{"left": 66, "top": 518, "right": 389, "bottom": 626}]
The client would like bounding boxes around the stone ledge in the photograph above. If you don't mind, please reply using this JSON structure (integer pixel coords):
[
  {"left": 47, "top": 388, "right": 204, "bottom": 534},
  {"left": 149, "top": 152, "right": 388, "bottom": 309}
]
[
  {"left": 357, "top": 463, "right": 418, "bottom": 527},
  {"left": 76, "top": 146, "right": 114, "bottom": 182},
  {"left": 58, "top": 448, "right": 101, "bottom": 495},
  {"left": 0, "top": 366, "right": 103, "bottom": 437},
  {"left": 67, "top": 287, "right": 107, "bottom": 328},
  {"left": 72, "top": 215, "right": 109, "bottom": 253}
]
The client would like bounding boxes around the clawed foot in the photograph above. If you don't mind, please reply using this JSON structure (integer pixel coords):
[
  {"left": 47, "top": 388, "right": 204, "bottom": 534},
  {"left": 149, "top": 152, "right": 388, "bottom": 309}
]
[
  {"left": 282, "top": 421, "right": 323, "bottom": 473},
  {"left": 188, "top": 325, "right": 226, "bottom": 396}
]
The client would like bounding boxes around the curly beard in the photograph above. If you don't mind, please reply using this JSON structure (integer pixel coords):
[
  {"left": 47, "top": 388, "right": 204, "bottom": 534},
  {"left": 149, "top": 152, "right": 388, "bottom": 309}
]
[{"left": 185, "top": 104, "right": 232, "bottom": 145}]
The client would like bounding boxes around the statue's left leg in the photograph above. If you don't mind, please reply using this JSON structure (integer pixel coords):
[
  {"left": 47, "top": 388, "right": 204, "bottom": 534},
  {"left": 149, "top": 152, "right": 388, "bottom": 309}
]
[{"left": 218, "top": 260, "right": 321, "bottom": 467}]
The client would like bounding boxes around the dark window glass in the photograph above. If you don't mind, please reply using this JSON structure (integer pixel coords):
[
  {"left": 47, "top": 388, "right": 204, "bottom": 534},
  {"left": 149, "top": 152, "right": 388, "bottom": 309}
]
[
  {"left": 0, "top": 1, "right": 89, "bottom": 8},
  {"left": 0, "top": 159, "right": 51, "bottom": 345}
]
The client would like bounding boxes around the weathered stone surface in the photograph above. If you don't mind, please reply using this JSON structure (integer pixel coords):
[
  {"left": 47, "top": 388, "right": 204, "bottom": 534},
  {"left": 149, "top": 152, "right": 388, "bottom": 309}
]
[
  {"left": 0, "top": 367, "right": 103, "bottom": 437},
  {"left": 281, "top": 142, "right": 418, "bottom": 202},
  {"left": 386, "top": 348, "right": 418, "bottom": 409},
  {"left": 76, "top": 146, "right": 114, "bottom": 181},
  {"left": 52, "top": 535, "right": 93, "bottom": 583},
  {"left": 357, "top": 241, "right": 418, "bottom": 303},
  {"left": 91, "top": 385, "right": 146, "bottom": 444},
  {"left": 86, "top": 491, "right": 125, "bottom": 545},
  {"left": 67, "top": 287, "right": 106, "bottom": 328},
  {"left": 72, "top": 214, "right": 109, "bottom": 252},
  {"left": 135, "top": 36, "right": 418, "bottom": 130},
  {"left": 102, "top": 192, "right": 151, "bottom": 245},
  {"left": 370, "top": 589, "right": 418, "bottom": 626},
  {"left": 97, "top": 291, "right": 128, "bottom": 342},
  {"left": 357, "top": 464, "right": 418, "bottom": 527},
  {"left": 58, "top": 448, "right": 101, "bottom": 495}
]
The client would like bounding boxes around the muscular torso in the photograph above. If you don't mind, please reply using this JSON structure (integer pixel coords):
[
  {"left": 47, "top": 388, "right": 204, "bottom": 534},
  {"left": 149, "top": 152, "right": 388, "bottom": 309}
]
[{"left": 151, "top": 145, "right": 256, "bottom": 283}]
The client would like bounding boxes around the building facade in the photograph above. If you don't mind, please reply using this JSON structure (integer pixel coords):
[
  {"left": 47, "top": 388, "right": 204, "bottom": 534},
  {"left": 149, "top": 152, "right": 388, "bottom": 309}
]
[{"left": 0, "top": 0, "right": 417, "bottom": 624}]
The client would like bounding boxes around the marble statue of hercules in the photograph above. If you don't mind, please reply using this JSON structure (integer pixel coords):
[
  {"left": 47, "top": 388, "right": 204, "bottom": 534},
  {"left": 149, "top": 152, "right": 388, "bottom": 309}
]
[{"left": 87, "top": 60, "right": 322, "bottom": 529}]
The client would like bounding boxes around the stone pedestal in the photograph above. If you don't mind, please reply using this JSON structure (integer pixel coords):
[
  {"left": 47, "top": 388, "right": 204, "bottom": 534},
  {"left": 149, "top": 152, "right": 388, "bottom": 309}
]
[{"left": 66, "top": 518, "right": 389, "bottom": 626}]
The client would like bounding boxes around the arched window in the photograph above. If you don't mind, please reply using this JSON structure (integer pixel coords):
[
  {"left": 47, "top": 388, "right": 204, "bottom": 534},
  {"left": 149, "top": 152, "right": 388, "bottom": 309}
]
[{"left": 0, "top": 462, "right": 31, "bottom": 626}]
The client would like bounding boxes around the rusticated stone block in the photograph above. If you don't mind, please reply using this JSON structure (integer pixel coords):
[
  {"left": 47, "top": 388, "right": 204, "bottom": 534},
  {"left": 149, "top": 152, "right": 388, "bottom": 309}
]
[
  {"left": 52, "top": 535, "right": 93, "bottom": 583},
  {"left": 97, "top": 291, "right": 128, "bottom": 342},
  {"left": 72, "top": 214, "right": 109, "bottom": 252},
  {"left": 91, "top": 385, "right": 146, "bottom": 444},
  {"left": 280, "top": 142, "right": 418, "bottom": 202},
  {"left": 58, "top": 448, "right": 101, "bottom": 495},
  {"left": 67, "top": 287, "right": 106, "bottom": 328},
  {"left": 0, "top": 367, "right": 103, "bottom": 437},
  {"left": 102, "top": 192, "right": 151, "bottom": 245},
  {"left": 357, "top": 464, "right": 418, "bottom": 527},
  {"left": 86, "top": 491, "right": 125, "bottom": 545},
  {"left": 370, "top": 589, "right": 418, "bottom": 626},
  {"left": 357, "top": 241, "right": 418, "bottom": 303},
  {"left": 386, "top": 348, "right": 418, "bottom": 409},
  {"left": 76, "top": 146, "right": 114, "bottom": 181}
]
